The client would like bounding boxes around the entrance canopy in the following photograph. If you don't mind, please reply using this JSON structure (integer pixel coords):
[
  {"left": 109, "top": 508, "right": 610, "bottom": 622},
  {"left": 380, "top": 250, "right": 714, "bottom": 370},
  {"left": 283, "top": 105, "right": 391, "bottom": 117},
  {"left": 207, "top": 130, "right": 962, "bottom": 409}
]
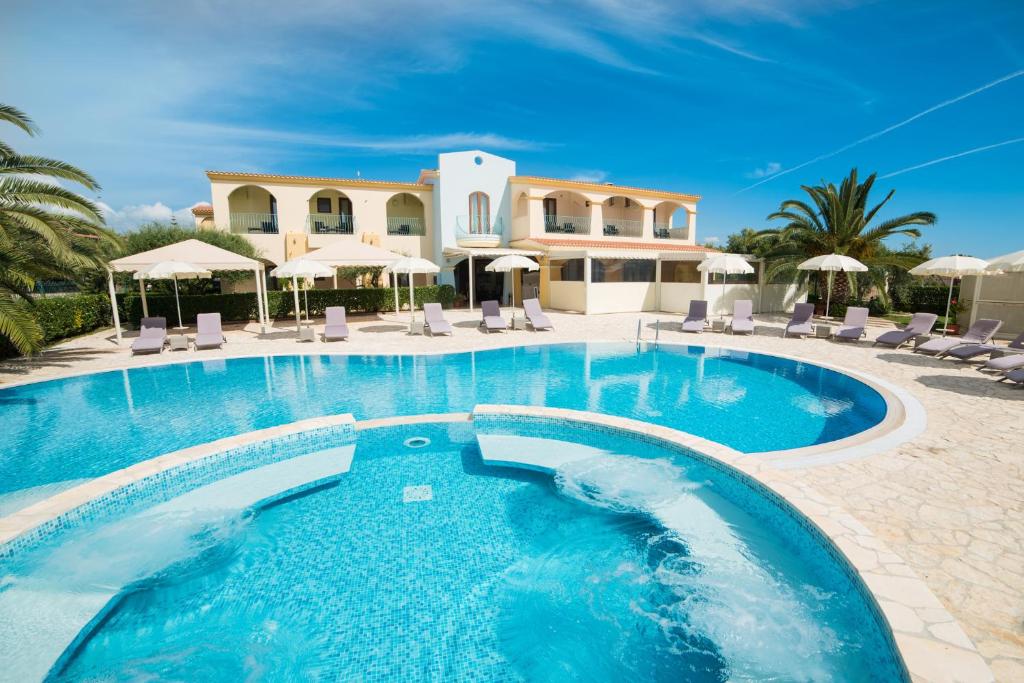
[{"left": 107, "top": 239, "right": 270, "bottom": 342}]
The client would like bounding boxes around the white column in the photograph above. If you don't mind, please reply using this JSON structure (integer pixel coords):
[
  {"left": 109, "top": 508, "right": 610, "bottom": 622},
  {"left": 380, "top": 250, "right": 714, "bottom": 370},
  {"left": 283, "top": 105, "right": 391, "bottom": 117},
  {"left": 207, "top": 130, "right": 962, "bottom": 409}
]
[
  {"left": 655, "top": 259, "right": 662, "bottom": 312},
  {"left": 642, "top": 206, "right": 655, "bottom": 239},
  {"left": 332, "top": 269, "right": 338, "bottom": 289},
  {"left": 583, "top": 256, "right": 592, "bottom": 315},
  {"left": 254, "top": 268, "right": 265, "bottom": 330},
  {"left": 107, "top": 269, "right": 122, "bottom": 343},
  {"left": 138, "top": 278, "right": 149, "bottom": 317},
  {"left": 969, "top": 275, "right": 983, "bottom": 326},
  {"left": 468, "top": 254, "right": 475, "bottom": 310},
  {"left": 757, "top": 260, "right": 765, "bottom": 313},
  {"left": 263, "top": 268, "right": 272, "bottom": 329},
  {"left": 589, "top": 202, "right": 602, "bottom": 237}
]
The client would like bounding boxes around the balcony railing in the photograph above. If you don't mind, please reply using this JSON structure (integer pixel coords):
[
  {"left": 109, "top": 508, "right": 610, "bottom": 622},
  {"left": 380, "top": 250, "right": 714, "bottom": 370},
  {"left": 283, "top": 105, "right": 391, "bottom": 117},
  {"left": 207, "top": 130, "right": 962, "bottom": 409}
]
[
  {"left": 230, "top": 213, "right": 278, "bottom": 234},
  {"left": 386, "top": 216, "right": 426, "bottom": 236},
  {"left": 307, "top": 213, "right": 355, "bottom": 235},
  {"left": 456, "top": 215, "right": 504, "bottom": 243},
  {"left": 602, "top": 218, "right": 643, "bottom": 238},
  {"left": 654, "top": 223, "right": 689, "bottom": 239},
  {"left": 544, "top": 214, "right": 591, "bottom": 235}
]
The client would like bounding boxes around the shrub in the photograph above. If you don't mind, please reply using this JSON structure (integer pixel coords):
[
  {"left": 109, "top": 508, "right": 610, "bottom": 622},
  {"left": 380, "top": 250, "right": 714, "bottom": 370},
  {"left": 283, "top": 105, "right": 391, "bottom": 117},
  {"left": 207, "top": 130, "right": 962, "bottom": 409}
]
[
  {"left": 891, "top": 284, "right": 957, "bottom": 315},
  {"left": 0, "top": 293, "right": 113, "bottom": 358}
]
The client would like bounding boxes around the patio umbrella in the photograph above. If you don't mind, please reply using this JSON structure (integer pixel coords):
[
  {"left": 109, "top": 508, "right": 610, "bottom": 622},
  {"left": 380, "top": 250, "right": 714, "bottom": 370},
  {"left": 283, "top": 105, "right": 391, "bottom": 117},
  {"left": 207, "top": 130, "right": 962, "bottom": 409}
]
[
  {"left": 134, "top": 261, "right": 211, "bottom": 330},
  {"left": 986, "top": 249, "right": 1024, "bottom": 273},
  {"left": 908, "top": 255, "right": 992, "bottom": 336},
  {"left": 385, "top": 257, "right": 440, "bottom": 323},
  {"left": 697, "top": 254, "right": 754, "bottom": 318},
  {"left": 485, "top": 254, "right": 540, "bottom": 321},
  {"left": 271, "top": 259, "right": 335, "bottom": 334},
  {"left": 796, "top": 254, "right": 868, "bottom": 319}
]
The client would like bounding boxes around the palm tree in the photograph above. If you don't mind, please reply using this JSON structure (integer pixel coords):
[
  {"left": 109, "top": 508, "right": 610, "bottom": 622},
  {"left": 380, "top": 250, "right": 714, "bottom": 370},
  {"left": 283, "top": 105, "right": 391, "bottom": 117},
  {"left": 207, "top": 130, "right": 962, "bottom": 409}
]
[
  {"left": 0, "top": 104, "right": 121, "bottom": 353},
  {"left": 756, "top": 168, "right": 935, "bottom": 306}
]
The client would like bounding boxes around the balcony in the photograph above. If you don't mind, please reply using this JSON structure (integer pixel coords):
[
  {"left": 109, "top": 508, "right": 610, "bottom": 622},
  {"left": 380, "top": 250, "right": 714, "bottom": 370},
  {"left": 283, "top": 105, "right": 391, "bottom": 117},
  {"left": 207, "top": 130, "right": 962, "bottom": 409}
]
[
  {"left": 654, "top": 223, "right": 688, "bottom": 239},
  {"left": 456, "top": 215, "right": 504, "bottom": 248},
  {"left": 386, "top": 216, "right": 426, "bottom": 236},
  {"left": 602, "top": 219, "right": 643, "bottom": 238},
  {"left": 307, "top": 213, "right": 355, "bottom": 235},
  {"left": 544, "top": 214, "right": 591, "bottom": 235},
  {"left": 230, "top": 213, "right": 278, "bottom": 234}
]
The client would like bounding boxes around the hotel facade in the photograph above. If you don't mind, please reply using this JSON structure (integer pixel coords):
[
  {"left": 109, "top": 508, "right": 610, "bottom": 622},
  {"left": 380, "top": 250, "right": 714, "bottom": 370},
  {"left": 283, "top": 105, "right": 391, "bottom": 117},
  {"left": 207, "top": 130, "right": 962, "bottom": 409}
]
[{"left": 193, "top": 151, "right": 800, "bottom": 315}]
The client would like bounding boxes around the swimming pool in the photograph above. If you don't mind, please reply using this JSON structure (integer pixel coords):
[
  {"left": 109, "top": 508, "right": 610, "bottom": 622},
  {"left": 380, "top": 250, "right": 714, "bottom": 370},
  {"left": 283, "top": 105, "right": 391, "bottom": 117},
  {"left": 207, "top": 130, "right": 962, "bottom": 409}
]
[
  {"left": 6, "top": 421, "right": 906, "bottom": 681},
  {"left": 0, "top": 343, "right": 887, "bottom": 515}
]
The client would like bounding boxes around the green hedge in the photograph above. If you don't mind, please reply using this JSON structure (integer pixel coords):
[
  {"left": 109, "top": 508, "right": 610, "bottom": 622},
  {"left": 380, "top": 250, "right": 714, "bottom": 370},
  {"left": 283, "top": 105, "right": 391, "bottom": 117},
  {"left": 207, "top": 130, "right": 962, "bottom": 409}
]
[
  {"left": 0, "top": 293, "right": 114, "bottom": 358},
  {"left": 122, "top": 285, "right": 456, "bottom": 325},
  {"left": 891, "top": 284, "right": 957, "bottom": 315}
]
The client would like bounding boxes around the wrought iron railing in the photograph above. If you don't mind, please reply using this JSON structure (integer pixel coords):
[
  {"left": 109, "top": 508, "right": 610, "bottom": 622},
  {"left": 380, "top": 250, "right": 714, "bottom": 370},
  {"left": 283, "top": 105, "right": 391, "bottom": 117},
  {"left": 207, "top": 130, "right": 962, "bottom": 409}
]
[
  {"left": 230, "top": 213, "right": 278, "bottom": 234},
  {"left": 543, "top": 214, "right": 591, "bottom": 235},
  {"left": 307, "top": 213, "right": 355, "bottom": 235},
  {"left": 654, "top": 223, "right": 689, "bottom": 239},
  {"left": 602, "top": 218, "right": 643, "bottom": 238},
  {"left": 386, "top": 216, "right": 426, "bottom": 236}
]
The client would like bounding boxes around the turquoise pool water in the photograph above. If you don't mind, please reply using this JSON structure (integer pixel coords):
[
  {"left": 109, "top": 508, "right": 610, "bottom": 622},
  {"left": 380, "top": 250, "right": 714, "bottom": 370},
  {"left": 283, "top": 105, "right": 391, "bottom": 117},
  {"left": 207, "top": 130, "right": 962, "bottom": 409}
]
[
  {"left": 0, "top": 343, "right": 887, "bottom": 513},
  {"left": 40, "top": 422, "right": 904, "bottom": 681}
]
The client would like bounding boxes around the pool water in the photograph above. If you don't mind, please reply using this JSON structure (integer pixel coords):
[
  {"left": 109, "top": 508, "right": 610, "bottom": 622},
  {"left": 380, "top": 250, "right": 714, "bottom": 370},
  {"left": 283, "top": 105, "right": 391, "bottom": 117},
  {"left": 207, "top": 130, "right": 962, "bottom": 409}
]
[
  {"left": 53, "top": 422, "right": 904, "bottom": 681},
  {"left": 0, "top": 343, "right": 887, "bottom": 513}
]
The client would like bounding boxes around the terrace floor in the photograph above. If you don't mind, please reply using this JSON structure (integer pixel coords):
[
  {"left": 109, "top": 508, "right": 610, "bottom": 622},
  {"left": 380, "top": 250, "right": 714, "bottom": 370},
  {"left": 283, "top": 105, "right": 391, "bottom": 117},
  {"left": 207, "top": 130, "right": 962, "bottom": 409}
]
[{"left": 2, "top": 310, "right": 1022, "bottom": 680}]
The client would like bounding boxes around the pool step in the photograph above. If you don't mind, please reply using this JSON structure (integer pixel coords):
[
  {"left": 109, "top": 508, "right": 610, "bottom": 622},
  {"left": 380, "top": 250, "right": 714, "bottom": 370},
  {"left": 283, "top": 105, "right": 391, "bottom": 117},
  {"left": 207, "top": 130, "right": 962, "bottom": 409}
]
[{"left": 476, "top": 434, "right": 609, "bottom": 473}]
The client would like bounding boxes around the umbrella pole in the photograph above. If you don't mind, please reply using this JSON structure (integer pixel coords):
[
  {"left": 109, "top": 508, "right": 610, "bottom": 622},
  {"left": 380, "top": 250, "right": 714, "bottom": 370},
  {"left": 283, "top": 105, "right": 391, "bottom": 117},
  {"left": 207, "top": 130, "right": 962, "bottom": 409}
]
[
  {"left": 943, "top": 276, "right": 955, "bottom": 337},
  {"left": 292, "top": 275, "right": 301, "bottom": 335},
  {"left": 303, "top": 283, "right": 310, "bottom": 323},
  {"left": 173, "top": 275, "right": 183, "bottom": 329},
  {"left": 409, "top": 274, "right": 415, "bottom": 325},
  {"left": 393, "top": 270, "right": 400, "bottom": 317},
  {"left": 825, "top": 270, "right": 833, "bottom": 319}
]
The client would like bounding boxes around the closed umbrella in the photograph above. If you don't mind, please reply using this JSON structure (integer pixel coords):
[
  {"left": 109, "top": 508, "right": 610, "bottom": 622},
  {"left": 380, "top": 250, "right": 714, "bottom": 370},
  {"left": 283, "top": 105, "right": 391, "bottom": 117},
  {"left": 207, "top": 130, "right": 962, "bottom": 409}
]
[
  {"left": 134, "top": 261, "right": 211, "bottom": 330},
  {"left": 485, "top": 254, "right": 540, "bottom": 323},
  {"left": 697, "top": 254, "right": 755, "bottom": 318},
  {"left": 271, "top": 259, "right": 335, "bottom": 335},
  {"left": 385, "top": 257, "right": 440, "bottom": 324},
  {"left": 909, "top": 255, "right": 992, "bottom": 336},
  {"left": 796, "top": 254, "right": 868, "bottom": 319}
]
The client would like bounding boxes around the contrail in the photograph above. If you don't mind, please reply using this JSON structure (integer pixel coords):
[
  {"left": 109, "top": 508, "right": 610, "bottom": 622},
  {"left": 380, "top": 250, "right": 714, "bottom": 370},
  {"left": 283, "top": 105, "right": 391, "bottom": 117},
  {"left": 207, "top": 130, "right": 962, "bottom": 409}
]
[
  {"left": 879, "top": 137, "right": 1024, "bottom": 179},
  {"left": 735, "top": 69, "right": 1024, "bottom": 194}
]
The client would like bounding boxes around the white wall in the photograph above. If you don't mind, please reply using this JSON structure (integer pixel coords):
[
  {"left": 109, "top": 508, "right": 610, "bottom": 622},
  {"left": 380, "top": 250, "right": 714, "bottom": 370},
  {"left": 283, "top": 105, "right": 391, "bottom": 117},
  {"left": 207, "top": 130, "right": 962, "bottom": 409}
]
[
  {"left": 588, "top": 283, "right": 658, "bottom": 314},
  {"left": 659, "top": 283, "right": 705, "bottom": 314},
  {"left": 434, "top": 151, "right": 516, "bottom": 263},
  {"left": 548, "top": 281, "right": 586, "bottom": 312}
]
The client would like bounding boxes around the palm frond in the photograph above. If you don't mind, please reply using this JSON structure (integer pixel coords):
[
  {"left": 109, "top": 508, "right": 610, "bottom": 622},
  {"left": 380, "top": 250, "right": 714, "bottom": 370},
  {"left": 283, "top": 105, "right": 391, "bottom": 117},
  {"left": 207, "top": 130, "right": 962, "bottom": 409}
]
[
  {"left": 0, "top": 155, "right": 100, "bottom": 191},
  {"left": 0, "top": 104, "right": 39, "bottom": 136}
]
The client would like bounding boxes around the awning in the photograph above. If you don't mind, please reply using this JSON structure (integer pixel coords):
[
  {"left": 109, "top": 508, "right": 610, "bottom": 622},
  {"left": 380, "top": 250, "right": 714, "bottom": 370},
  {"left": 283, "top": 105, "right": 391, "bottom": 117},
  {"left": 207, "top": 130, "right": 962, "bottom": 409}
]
[
  {"left": 304, "top": 240, "right": 403, "bottom": 267},
  {"left": 442, "top": 246, "right": 543, "bottom": 258},
  {"left": 109, "top": 239, "right": 262, "bottom": 272},
  {"left": 509, "top": 238, "right": 714, "bottom": 261}
]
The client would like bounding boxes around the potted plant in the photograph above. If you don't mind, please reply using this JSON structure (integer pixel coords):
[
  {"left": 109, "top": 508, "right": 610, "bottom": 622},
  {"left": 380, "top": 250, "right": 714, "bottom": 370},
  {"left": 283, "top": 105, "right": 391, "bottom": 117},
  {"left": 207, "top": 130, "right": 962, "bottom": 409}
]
[{"left": 948, "top": 297, "right": 969, "bottom": 335}]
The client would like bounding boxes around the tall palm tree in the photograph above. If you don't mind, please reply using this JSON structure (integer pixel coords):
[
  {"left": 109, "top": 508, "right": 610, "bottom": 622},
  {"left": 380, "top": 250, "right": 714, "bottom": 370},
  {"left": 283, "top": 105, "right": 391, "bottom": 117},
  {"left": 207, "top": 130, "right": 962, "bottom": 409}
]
[
  {"left": 0, "top": 104, "right": 121, "bottom": 353},
  {"left": 756, "top": 168, "right": 935, "bottom": 306}
]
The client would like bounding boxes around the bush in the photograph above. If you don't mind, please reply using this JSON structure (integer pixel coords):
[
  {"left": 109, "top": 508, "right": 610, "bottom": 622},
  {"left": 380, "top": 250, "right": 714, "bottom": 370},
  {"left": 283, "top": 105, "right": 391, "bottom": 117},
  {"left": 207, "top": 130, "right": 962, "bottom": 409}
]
[
  {"left": 0, "top": 293, "right": 114, "bottom": 358},
  {"left": 891, "top": 284, "right": 956, "bottom": 315},
  {"left": 122, "top": 285, "right": 456, "bottom": 325}
]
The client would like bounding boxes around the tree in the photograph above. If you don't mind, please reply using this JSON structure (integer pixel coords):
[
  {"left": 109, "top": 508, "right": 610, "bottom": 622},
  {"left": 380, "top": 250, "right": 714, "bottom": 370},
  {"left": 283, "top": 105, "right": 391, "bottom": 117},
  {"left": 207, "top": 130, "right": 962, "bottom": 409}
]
[
  {"left": 755, "top": 168, "right": 935, "bottom": 304},
  {"left": 0, "top": 104, "right": 121, "bottom": 353}
]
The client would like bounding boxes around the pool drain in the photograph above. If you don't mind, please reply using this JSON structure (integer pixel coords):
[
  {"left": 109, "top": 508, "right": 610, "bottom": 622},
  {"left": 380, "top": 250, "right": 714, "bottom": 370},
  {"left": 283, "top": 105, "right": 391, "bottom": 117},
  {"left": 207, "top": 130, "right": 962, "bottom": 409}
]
[{"left": 404, "top": 436, "right": 431, "bottom": 449}]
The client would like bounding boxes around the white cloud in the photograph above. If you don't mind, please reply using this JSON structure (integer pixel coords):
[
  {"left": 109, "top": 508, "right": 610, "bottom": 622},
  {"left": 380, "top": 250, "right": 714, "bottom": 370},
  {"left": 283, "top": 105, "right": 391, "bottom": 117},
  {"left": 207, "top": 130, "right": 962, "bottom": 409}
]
[
  {"left": 569, "top": 170, "right": 609, "bottom": 183},
  {"left": 746, "top": 162, "right": 781, "bottom": 179},
  {"left": 704, "top": 235, "right": 721, "bottom": 244},
  {"left": 98, "top": 201, "right": 196, "bottom": 231}
]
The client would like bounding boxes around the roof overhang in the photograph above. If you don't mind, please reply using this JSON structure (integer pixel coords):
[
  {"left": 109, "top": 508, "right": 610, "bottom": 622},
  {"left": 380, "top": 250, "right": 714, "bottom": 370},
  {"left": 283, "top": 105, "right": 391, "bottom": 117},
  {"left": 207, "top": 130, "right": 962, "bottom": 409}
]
[{"left": 442, "top": 246, "right": 543, "bottom": 258}]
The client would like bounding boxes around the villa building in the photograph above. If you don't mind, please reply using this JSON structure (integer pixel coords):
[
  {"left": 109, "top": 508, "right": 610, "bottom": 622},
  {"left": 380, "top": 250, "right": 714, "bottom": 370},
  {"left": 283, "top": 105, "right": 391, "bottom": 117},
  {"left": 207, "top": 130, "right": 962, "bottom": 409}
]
[{"left": 194, "top": 150, "right": 798, "bottom": 315}]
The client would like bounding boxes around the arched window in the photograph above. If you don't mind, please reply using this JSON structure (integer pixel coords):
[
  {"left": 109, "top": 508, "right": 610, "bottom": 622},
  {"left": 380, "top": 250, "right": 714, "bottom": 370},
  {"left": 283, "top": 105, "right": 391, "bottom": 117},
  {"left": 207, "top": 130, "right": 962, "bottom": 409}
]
[{"left": 468, "top": 192, "right": 490, "bottom": 233}]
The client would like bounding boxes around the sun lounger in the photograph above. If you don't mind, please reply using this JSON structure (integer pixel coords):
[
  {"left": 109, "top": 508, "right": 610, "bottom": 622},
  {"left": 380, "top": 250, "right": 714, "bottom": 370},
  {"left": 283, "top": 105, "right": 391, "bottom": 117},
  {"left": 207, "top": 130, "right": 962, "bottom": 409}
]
[
  {"left": 946, "top": 331, "right": 1024, "bottom": 361},
  {"left": 785, "top": 303, "right": 816, "bottom": 338},
  {"left": 131, "top": 316, "right": 167, "bottom": 355},
  {"left": 522, "top": 298, "right": 553, "bottom": 331},
  {"left": 728, "top": 300, "right": 754, "bottom": 335},
  {"left": 480, "top": 300, "right": 507, "bottom": 333},
  {"left": 915, "top": 319, "right": 1002, "bottom": 356},
  {"left": 423, "top": 303, "right": 453, "bottom": 336},
  {"left": 681, "top": 300, "right": 708, "bottom": 333},
  {"left": 999, "top": 368, "right": 1024, "bottom": 384},
  {"left": 873, "top": 312, "right": 937, "bottom": 349},
  {"left": 193, "top": 312, "right": 226, "bottom": 350},
  {"left": 323, "top": 306, "right": 350, "bottom": 341},
  {"left": 982, "top": 350, "right": 1024, "bottom": 373},
  {"left": 834, "top": 306, "right": 869, "bottom": 341}
]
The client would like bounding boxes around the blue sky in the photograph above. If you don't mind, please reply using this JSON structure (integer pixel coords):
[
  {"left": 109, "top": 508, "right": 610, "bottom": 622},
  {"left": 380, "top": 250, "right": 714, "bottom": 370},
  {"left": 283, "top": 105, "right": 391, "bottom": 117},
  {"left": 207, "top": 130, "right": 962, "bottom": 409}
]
[{"left": 2, "top": 0, "right": 1022, "bottom": 256}]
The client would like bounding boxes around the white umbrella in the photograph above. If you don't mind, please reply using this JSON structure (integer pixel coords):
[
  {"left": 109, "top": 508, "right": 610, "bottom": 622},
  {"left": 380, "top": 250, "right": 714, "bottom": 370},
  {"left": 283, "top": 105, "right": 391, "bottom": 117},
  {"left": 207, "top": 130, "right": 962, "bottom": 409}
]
[
  {"left": 134, "top": 261, "right": 212, "bottom": 329},
  {"left": 985, "top": 249, "right": 1024, "bottom": 273},
  {"left": 796, "top": 254, "right": 868, "bottom": 319},
  {"left": 385, "top": 257, "right": 440, "bottom": 323},
  {"left": 271, "top": 259, "right": 336, "bottom": 334},
  {"left": 697, "top": 254, "right": 755, "bottom": 318},
  {"left": 485, "top": 254, "right": 540, "bottom": 322},
  {"left": 908, "top": 255, "right": 992, "bottom": 336}
]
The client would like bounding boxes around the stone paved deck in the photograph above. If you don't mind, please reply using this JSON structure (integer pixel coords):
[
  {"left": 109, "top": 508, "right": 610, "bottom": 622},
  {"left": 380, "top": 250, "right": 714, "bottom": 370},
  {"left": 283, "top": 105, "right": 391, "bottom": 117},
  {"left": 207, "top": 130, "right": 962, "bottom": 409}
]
[{"left": 2, "top": 310, "right": 1021, "bottom": 680}]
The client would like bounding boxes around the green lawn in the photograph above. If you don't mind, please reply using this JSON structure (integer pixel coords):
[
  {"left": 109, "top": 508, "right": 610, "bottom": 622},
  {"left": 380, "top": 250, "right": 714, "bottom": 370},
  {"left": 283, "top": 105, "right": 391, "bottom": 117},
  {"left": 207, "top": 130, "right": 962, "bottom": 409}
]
[{"left": 884, "top": 312, "right": 951, "bottom": 326}]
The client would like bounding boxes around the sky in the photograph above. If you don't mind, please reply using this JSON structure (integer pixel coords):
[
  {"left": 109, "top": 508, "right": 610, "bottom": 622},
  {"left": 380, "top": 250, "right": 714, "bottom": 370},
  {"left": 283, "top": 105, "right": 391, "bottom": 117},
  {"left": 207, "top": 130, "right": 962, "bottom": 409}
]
[{"left": 2, "top": 0, "right": 1022, "bottom": 257}]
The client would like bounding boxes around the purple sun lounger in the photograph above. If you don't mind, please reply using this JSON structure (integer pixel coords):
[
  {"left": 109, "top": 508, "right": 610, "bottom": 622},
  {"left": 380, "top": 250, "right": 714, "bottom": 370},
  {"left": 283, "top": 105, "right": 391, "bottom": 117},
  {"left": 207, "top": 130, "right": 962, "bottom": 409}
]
[
  {"left": 982, "top": 350, "right": 1024, "bottom": 373},
  {"left": 681, "top": 300, "right": 708, "bottom": 333},
  {"left": 480, "top": 300, "right": 507, "bottom": 333},
  {"left": 915, "top": 319, "right": 1003, "bottom": 356},
  {"left": 522, "top": 298, "right": 553, "bottom": 331},
  {"left": 131, "top": 316, "right": 167, "bottom": 355},
  {"left": 784, "top": 303, "right": 816, "bottom": 338},
  {"left": 998, "top": 367, "right": 1024, "bottom": 385},
  {"left": 194, "top": 312, "right": 226, "bottom": 350},
  {"left": 728, "top": 299, "right": 754, "bottom": 335},
  {"left": 873, "top": 312, "right": 937, "bottom": 349},
  {"left": 423, "top": 303, "right": 453, "bottom": 336},
  {"left": 834, "top": 306, "right": 869, "bottom": 341},
  {"left": 947, "top": 331, "right": 1024, "bottom": 361},
  {"left": 323, "top": 306, "right": 350, "bottom": 341}
]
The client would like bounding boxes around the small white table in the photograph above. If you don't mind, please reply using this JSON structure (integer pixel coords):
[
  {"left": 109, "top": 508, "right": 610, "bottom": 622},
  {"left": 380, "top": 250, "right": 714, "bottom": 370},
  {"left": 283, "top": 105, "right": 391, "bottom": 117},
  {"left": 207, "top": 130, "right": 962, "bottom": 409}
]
[
  {"left": 408, "top": 321, "right": 425, "bottom": 336},
  {"left": 512, "top": 315, "right": 528, "bottom": 331},
  {"left": 298, "top": 326, "right": 316, "bottom": 342},
  {"left": 711, "top": 319, "right": 726, "bottom": 333},
  {"left": 168, "top": 334, "right": 189, "bottom": 351},
  {"left": 814, "top": 324, "right": 832, "bottom": 339}
]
